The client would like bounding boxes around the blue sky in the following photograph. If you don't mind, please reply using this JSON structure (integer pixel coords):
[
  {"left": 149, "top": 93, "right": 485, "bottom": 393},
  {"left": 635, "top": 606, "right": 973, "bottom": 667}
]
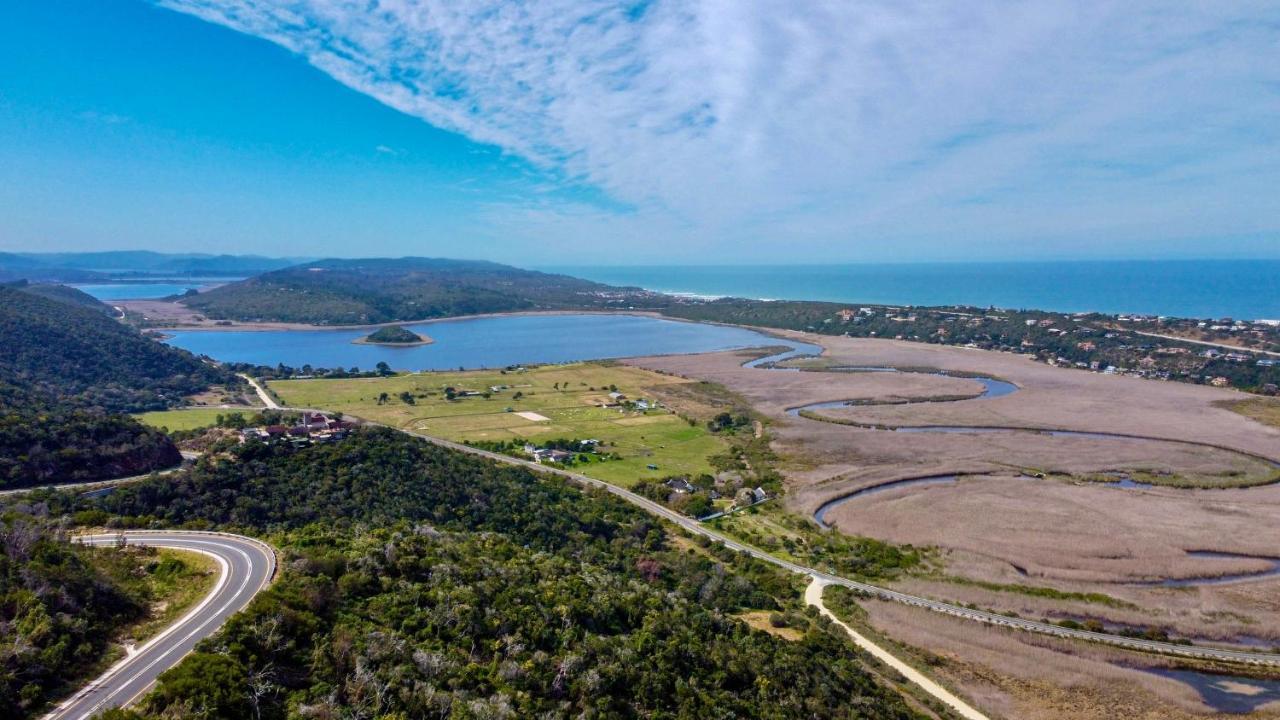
[{"left": 1, "top": 1, "right": 1277, "bottom": 263}]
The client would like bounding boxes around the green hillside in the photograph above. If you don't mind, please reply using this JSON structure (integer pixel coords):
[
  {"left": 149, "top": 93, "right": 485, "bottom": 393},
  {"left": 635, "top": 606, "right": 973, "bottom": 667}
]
[
  {"left": 7, "top": 281, "right": 114, "bottom": 313},
  {"left": 0, "top": 285, "right": 225, "bottom": 412},
  {"left": 0, "top": 286, "right": 231, "bottom": 489},
  {"left": 180, "top": 257, "right": 661, "bottom": 324}
]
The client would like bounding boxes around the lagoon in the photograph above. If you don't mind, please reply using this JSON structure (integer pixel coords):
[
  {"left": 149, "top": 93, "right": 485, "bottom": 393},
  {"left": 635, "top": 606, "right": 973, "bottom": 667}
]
[
  {"left": 76, "top": 282, "right": 211, "bottom": 300},
  {"left": 162, "top": 313, "right": 782, "bottom": 371}
]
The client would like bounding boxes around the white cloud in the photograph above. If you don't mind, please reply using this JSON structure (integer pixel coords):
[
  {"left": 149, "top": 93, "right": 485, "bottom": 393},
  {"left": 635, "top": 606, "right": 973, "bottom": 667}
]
[{"left": 154, "top": 0, "right": 1280, "bottom": 259}]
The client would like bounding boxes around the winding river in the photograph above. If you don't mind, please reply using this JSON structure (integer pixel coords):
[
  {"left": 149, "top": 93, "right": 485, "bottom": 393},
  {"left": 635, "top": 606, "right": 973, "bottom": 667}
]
[{"left": 746, "top": 343, "right": 1280, "bottom": 588}]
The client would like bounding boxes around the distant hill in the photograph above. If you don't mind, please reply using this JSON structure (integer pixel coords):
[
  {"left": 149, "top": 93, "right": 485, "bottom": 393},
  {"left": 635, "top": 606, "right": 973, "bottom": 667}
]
[
  {"left": 0, "top": 253, "right": 105, "bottom": 283},
  {"left": 4, "top": 280, "right": 114, "bottom": 314},
  {"left": 0, "top": 285, "right": 226, "bottom": 412},
  {"left": 181, "top": 257, "right": 662, "bottom": 325},
  {"left": 0, "top": 286, "right": 232, "bottom": 489},
  {"left": 12, "top": 250, "right": 312, "bottom": 277}
]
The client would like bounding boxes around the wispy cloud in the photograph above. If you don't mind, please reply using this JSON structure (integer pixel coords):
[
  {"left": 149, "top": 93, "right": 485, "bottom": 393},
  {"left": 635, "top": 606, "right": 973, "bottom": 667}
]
[{"left": 153, "top": 0, "right": 1280, "bottom": 259}]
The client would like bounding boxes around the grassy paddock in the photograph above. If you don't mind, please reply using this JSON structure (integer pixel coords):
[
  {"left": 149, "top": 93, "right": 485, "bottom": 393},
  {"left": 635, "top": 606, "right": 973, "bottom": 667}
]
[
  {"left": 268, "top": 363, "right": 732, "bottom": 487},
  {"left": 133, "top": 407, "right": 238, "bottom": 432}
]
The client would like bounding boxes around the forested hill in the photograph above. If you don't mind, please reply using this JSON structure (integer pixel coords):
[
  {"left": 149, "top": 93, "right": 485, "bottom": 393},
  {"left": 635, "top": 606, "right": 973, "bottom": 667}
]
[
  {"left": 0, "top": 285, "right": 225, "bottom": 412},
  {"left": 6, "top": 280, "right": 114, "bottom": 314},
  {"left": 180, "top": 257, "right": 664, "bottom": 324},
  {"left": 0, "top": 286, "right": 228, "bottom": 489}
]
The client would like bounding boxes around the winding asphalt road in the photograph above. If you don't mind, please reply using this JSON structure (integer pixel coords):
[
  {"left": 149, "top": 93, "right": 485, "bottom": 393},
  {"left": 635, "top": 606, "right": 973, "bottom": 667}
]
[{"left": 43, "top": 532, "right": 276, "bottom": 720}]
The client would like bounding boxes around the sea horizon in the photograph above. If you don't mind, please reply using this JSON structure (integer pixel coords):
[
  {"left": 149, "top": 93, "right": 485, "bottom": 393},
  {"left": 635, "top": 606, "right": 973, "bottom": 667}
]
[{"left": 543, "top": 259, "right": 1280, "bottom": 321}]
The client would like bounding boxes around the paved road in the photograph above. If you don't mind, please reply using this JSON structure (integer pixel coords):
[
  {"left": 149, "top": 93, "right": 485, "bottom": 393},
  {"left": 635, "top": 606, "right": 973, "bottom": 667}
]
[
  {"left": 806, "top": 578, "right": 990, "bottom": 720},
  {"left": 0, "top": 450, "right": 195, "bottom": 497},
  {"left": 1127, "top": 330, "right": 1280, "bottom": 358},
  {"left": 241, "top": 373, "right": 280, "bottom": 409},
  {"left": 43, "top": 532, "right": 276, "bottom": 720}
]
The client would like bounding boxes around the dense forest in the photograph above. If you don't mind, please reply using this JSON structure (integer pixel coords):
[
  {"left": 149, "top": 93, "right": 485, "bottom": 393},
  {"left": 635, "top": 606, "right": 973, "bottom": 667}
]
[
  {"left": 180, "top": 257, "right": 666, "bottom": 324},
  {"left": 0, "top": 285, "right": 226, "bottom": 412},
  {"left": 24, "top": 429, "right": 923, "bottom": 720},
  {"left": 0, "top": 286, "right": 230, "bottom": 489},
  {"left": 0, "top": 388, "right": 180, "bottom": 486}
]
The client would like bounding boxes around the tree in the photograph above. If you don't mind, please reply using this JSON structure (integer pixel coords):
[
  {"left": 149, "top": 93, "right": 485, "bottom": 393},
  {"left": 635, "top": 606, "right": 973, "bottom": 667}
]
[{"left": 149, "top": 652, "right": 252, "bottom": 719}]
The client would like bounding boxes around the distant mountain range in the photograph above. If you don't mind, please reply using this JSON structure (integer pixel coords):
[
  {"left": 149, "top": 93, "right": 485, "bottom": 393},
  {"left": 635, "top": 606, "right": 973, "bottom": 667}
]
[
  {"left": 180, "top": 257, "right": 665, "bottom": 325},
  {"left": 0, "top": 251, "right": 313, "bottom": 281}
]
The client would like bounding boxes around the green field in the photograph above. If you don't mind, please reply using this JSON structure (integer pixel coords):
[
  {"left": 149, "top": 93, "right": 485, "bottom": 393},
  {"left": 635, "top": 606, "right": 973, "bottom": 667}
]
[
  {"left": 269, "top": 363, "right": 729, "bottom": 487},
  {"left": 133, "top": 407, "right": 241, "bottom": 432}
]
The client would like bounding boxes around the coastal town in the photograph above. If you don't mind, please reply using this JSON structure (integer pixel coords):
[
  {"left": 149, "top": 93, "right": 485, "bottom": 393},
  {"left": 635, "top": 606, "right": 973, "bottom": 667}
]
[{"left": 668, "top": 299, "right": 1280, "bottom": 395}]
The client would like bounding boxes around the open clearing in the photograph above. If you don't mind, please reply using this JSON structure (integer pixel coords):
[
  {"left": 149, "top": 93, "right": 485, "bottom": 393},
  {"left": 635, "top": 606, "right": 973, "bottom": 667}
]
[
  {"left": 268, "top": 362, "right": 732, "bottom": 487},
  {"left": 134, "top": 407, "right": 240, "bottom": 432}
]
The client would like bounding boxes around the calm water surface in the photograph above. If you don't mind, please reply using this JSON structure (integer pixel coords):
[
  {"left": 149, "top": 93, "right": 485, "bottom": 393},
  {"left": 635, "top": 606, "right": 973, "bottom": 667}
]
[
  {"left": 1145, "top": 668, "right": 1280, "bottom": 714},
  {"left": 163, "top": 314, "right": 782, "bottom": 370},
  {"left": 76, "top": 282, "right": 214, "bottom": 300}
]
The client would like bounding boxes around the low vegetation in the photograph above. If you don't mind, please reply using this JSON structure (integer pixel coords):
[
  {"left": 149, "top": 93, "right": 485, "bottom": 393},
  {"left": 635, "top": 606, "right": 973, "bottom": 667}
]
[
  {"left": 933, "top": 576, "right": 1138, "bottom": 610},
  {"left": 710, "top": 503, "right": 924, "bottom": 580},
  {"left": 1225, "top": 397, "right": 1280, "bottom": 429},
  {"left": 133, "top": 407, "right": 242, "bottom": 433}
]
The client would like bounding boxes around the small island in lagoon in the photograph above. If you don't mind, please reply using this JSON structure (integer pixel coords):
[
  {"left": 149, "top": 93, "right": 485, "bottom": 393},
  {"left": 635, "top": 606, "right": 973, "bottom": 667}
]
[{"left": 354, "top": 324, "right": 433, "bottom": 346}]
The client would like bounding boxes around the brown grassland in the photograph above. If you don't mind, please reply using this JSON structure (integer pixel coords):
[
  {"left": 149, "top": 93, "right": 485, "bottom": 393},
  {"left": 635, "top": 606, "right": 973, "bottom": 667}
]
[{"left": 626, "top": 331, "right": 1280, "bottom": 716}]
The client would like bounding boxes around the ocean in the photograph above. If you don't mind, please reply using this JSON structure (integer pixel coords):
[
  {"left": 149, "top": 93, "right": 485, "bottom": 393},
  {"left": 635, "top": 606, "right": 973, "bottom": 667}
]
[{"left": 544, "top": 260, "right": 1280, "bottom": 320}]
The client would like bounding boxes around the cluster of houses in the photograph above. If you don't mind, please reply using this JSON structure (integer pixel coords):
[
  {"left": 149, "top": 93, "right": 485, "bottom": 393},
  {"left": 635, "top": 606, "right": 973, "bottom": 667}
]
[
  {"left": 522, "top": 440, "right": 599, "bottom": 464},
  {"left": 664, "top": 476, "right": 769, "bottom": 515},
  {"left": 601, "top": 391, "right": 658, "bottom": 410},
  {"left": 239, "top": 412, "right": 355, "bottom": 446}
]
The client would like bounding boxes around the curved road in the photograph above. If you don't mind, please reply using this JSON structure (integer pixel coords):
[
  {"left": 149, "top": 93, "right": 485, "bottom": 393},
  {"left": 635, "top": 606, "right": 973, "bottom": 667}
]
[{"left": 44, "top": 532, "right": 276, "bottom": 720}]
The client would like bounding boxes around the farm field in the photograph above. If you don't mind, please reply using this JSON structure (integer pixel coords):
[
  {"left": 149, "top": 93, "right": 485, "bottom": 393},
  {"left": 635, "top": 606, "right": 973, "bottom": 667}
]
[
  {"left": 268, "top": 363, "right": 731, "bottom": 487},
  {"left": 133, "top": 407, "right": 238, "bottom": 432}
]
